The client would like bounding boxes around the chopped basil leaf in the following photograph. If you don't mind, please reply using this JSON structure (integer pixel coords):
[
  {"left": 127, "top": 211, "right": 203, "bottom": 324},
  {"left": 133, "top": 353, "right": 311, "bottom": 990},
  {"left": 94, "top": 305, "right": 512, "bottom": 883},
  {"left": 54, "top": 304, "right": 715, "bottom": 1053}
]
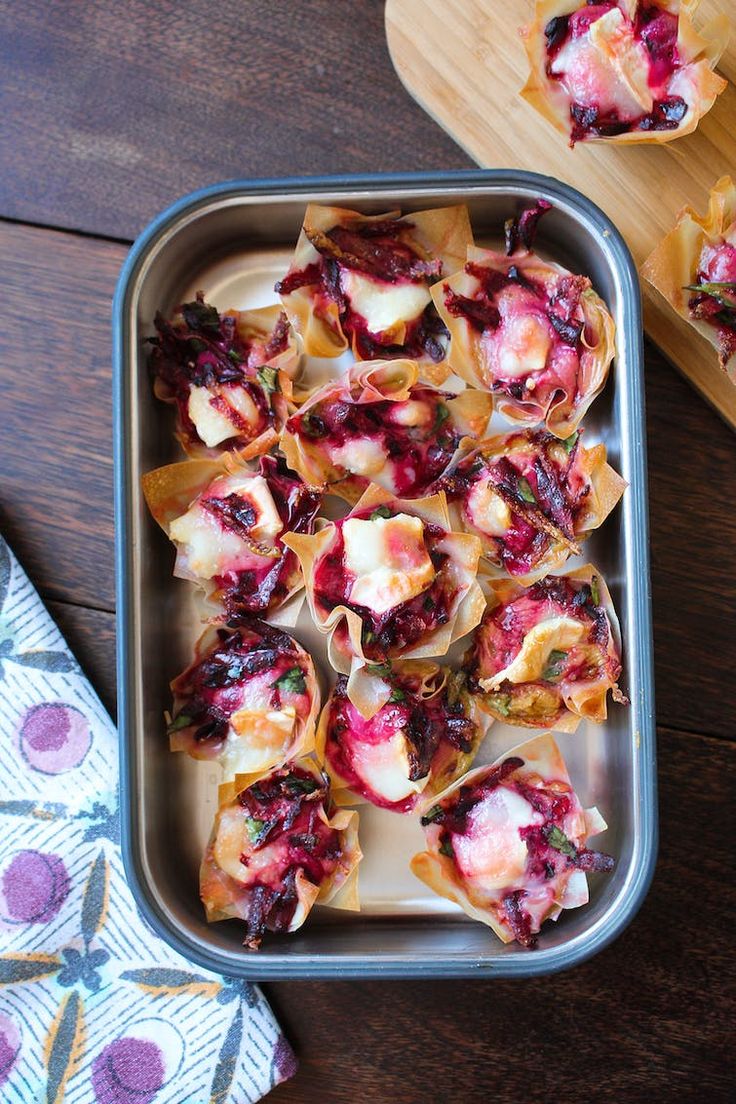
[
  {"left": 363, "top": 629, "right": 376, "bottom": 645},
  {"left": 167, "top": 713, "right": 192, "bottom": 733},
  {"left": 389, "top": 687, "right": 406, "bottom": 703},
  {"left": 370, "top": 505, "right": 392, "bottom": 521},
  {"left": 367, "top": 663, "right": 392, "bottom": 678},
  {"left": 272, "top": 666, "right": 306, "bottom": 694},
  {"left": 227, "top": 347, "right": 244, "bottom": 363},
  {"left": 546, "top": 824, "right": 576, "bottom": 857},
  {"left": 590, "top": 576, "right": 601, "bottom": 607},
  {"left": 684, "top": 280, "right": 736, "bottom": 308},
  {"left": 518, "top": 477, "right": 536, "bottom": 504},
  {"left": 285, "top": 776, "right": 319, "bottom": 795},
  {"left": 244, "top": 816, "right": 266, "bottom": 842},
  {"left": 543, "top": 649, "right": 568, "bottom": 682},
  {"left": 438, "top": 838, "right": 455, "bottom": 858},
  {"left": 257, "top": 365, "right": 280, "bottom": 394},
  {"left": 434, "top": 402, "right": 450, "bottom": 429},
  {"left": 490, "top": 693, "right": 511, "bottom": 717},
  {"left": 423, "top": 595, "right": 435, "bottom": 612},
  {"left": 562, "top": 431, "right": 579, "bottom": 454},
  {"left": 421, "top": 805, "right": 444, "bottom": 826},
  {"left": 301, "top": 411, "right": 327, "bottom": 438},
  {"left": 182, "top": 298, "right": 221, "bottom": 333}
]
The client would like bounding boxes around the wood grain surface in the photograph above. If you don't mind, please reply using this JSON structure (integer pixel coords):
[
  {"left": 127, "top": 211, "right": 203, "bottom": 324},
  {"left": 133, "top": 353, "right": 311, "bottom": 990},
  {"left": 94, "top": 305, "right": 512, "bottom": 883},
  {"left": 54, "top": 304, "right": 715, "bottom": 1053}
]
[
  {"left": 385, "top": 0, "right": 736, "bottom": 427},
  {"left": 1, "top": 2, "right": 734, "bottom": 1101}
]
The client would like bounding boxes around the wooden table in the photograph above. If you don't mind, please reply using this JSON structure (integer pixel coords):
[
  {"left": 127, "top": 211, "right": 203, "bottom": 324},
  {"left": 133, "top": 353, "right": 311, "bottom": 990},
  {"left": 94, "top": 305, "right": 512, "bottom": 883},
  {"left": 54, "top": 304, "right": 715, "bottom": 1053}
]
[{"left": 1, "top": 2, "right": 734, "bottom": 1099}]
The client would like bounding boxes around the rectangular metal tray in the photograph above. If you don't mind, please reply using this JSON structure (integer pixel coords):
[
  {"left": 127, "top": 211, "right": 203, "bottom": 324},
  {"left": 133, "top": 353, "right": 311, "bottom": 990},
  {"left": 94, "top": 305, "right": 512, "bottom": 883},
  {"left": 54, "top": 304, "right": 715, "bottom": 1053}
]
[{"left": 114, "top": 170, "right": 657, "bottom": 978}]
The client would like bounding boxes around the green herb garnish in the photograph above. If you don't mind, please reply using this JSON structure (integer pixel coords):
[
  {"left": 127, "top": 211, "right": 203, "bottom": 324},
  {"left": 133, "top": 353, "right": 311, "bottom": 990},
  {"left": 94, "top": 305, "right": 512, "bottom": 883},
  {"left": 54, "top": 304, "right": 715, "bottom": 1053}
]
[
  {"left": 421, "top": 805, "right": 444, "bottom": 826},
  {"left": 285, "top": 776, "right": 319, "bottom": 795},
  {"left": 446, "top": 670, "right": 467, "bottom": 709},
  {"left": 518, "top": 477, "right": 536, "bottom": 504},
  {"left": 257, "top": 365, "right": 280, "bottom": 394},
  {"left": 182, "top": 297, "right": 221, "bottom": 333},
  {"left": 301, "top": 411, "right": 327, "bottom": 438},
  {"left": 562, "top": 431, "right": 579, "bottom": 454},
  {"left": 423, "top": 595, "right": 435, "bottom": 612},
  {"left": 590, "top": 575, "right": 600, "bottom": 607},
  {"left": 272, "top": 666, "right": 306, "bottom": 694},
  {"left": 167, "top": 713, "right": 192, "bottom": 733},
  {"left": 244, "top": 816, "right": 266, "bottom": 842},
  {"left": 389, "top": 688, "right": 406, "bottom": 703},
  {"left": 684, "top": 280, "right": 736, "bottom": 309},
  {"left": 370, "top": 505, "right": 392, "bottom": 521},
  {"left": 543, "top": 649, "right": 568, "bottom": 682},
  {"left": 438, "top": 838, "right": 455, "bottom": 858},
  {"left": 545, "top": 825, "right": 577, "bottom": 857},
  {"left": 434, "top": 402, "right": 450, "bottom": 429},
  {"left": 367, "top": 662, "right": 392, "bottom": 678},
  {"left": 490, "top": 693, "right": 511, "bottom": 717},
  {"left": 227, "top": 347, "right": 244, "bottom": 363}
]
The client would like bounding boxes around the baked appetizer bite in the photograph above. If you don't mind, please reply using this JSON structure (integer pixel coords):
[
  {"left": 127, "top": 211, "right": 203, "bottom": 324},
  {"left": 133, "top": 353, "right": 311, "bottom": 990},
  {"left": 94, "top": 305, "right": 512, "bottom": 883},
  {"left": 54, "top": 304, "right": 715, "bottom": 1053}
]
[
  {"left": 466, "top": 565, "right": 625, "bottom": 731},
  {"left": 437, "top": 428, "right": 626, "bottom": 582},
  {"left": 283, "top": 485, "right": 484, "bottom": 708},
  {"left": 641, "top": 175, "right": 736, "bottom": 380},
  {"left": 411, "top": 733, "right": 614, "bottom": 948},
  {"left": 142, "top": 453, "right": 321, "bottom": 621},
  {"left": 200, "top": 760, "right": 361, "bottom": 948},
  {"left": 166, "top": 622, "right": 319, "bottom": 784},
  {"left": 317, "top": 662, "right": 488, "bottom": 813},
  {"left": 280, "top": 359, "right": 492, "bottom": 502},
  {"left": 275, "top": 203, "right": 473, "bottom": 381},
  {"left": 520, "top": 1, "right": 728, "bottom": 146},
  {"left": 148, "top": 293, "right": 299, "bottom": 458},
  {"left": 433, "top": 201, "right": 615, "bottom": 438}
]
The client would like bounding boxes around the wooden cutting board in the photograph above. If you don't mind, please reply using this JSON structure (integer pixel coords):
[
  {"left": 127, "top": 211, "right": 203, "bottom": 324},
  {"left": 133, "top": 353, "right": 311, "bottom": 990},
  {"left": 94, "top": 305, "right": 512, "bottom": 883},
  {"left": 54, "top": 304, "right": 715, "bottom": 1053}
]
[{"left": 385, "top": 0, "right": 736, "bottom": 427}]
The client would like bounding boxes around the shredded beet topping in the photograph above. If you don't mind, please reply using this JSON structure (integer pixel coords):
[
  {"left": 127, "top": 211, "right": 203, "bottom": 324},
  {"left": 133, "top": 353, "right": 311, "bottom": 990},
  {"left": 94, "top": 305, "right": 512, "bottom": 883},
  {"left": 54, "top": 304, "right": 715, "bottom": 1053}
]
[
  {"left": 502, "top": 890, "right": 536, "bottom": 948},
  {"left": 504, "top": 199, "right": 552, "bottom": 256},
  {"left": 312, "top": 515, "right": 455, "bottom": 661},
  {"left": 545, "top": 2, "right": 688, "bottom": 143},
  {"left": 437, "top": 430, "right": 588, "bottom": 577},
  {"left": 288, "top": 385, "right": 462, "bottom": 497},
  {"left": 421, "top": 757, "right": 524, "bottom": 831},
  {"left": 148, "top": 292, "right": 286, "bottom": 447},
  {"left": 204, "top": 456, "right": 320, "bottom": 618},
  {"left": 235, "top": 766, "right": 341, "bottom": 947},
  {"left": 169, "top": 621, "right": 308, "bottom": 749},
  {"left": 442, "top": 258, "right": 548, "bottom": 336},
  {"left": 327, "top": 671, "right": 477, "bottom": 811},
  {"left": 276, "top": 215, "right": 449, "bottom": 362}
]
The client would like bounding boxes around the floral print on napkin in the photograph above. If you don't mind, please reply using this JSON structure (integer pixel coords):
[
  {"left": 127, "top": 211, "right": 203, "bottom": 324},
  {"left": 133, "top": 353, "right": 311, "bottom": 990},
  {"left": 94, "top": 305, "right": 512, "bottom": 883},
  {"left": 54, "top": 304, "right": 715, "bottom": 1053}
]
[{"left": 0, "top": 536, "right": 296, "bottom": 1103}]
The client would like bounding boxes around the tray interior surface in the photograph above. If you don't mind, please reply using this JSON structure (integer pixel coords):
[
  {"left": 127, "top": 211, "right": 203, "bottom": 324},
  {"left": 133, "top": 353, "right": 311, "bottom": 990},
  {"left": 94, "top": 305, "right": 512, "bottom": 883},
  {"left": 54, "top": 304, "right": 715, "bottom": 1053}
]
[{"left": 120, "top": 178, "right": 653, "bottom": 975}]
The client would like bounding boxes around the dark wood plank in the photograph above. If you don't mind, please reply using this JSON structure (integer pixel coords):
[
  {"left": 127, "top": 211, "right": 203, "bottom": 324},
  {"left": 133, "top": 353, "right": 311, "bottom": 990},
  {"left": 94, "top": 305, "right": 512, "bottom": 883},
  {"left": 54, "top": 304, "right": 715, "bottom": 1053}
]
[
  {"left": 0, "top": 0, "right": 472, "bottom": 240},
  {"left": 264, "top": 726, "right": 735, "bottom": 1103},
  {"left": 47, "top": 600, "right": 116, "bottom": 718},
  {"left": 0, "top": 221, "right": 126, "bottom": 611}
]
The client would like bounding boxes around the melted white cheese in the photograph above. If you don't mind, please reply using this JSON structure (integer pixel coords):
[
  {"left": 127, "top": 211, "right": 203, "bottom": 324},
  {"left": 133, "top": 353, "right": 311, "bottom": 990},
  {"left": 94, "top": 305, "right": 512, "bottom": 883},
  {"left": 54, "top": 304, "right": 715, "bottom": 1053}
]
[
  {"left": 343, "top": 513, "right": 435, "bottom": 614},
  {"left": 340, "top": 269, "right": 431, "bottom": 334},
  {"left": 390, "top": 399, "right": 433, "bottom": 428},
  {"left": 188, "top": 386, "right": 260, "bottom": 448},
  {"left": 466, "top": 478, "right": 512, "bottom": 537},
  {"left": 551, "top": 7, "right": 652, "bottom": 118},
  {"left": 241, "top": 474, "right": 283, "bottom": 541},
  {"left": 497, "top": 312, "right": 551, "bottom": 378},
  {"left": 483, "top": 616, "right": 586, "bottom": 688},
  {"left": 353, "top": 731, "right": 428, "bottom": 803},
  {"left": 169, "top": 506, "right": 247, "bottom": 578},
  {"left": 452, "top": 786, "right": 538, "bottom": 888},
  {"left": 330, "top": 436, "right": 386, "bottom": 478}
]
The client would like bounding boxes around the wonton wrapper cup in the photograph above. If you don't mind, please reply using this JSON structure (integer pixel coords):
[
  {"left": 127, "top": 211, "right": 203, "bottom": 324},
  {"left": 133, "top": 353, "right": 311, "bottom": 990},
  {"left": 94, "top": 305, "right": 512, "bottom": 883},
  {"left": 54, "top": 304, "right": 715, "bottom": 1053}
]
[
  {"left": 153, "top": 303, "right": 301, "bottom": 460},
  {"left": 432, "top": 245, "right": 615, "bottom": 437},
  {"left": 200, "top": 759, "right": 362, "bottom": 936},
  {"left": 447, "top": 432, "right": 626, "bottom": 583},
  {"left": 641, "top": 174, "right": 736, "bottom": 381},
  {"left": 315, "top": 661, "right": 491, "bottom": 812},
  {"left": 141, "top": 453, "right": 311, "bottom": 626},
  {"left": 166, "top": 625, "right": 320, "bottom": 785},
  {"left": 474, "top": 564, "right": 624, "bottom": 732},
  {"left": 520, "top": 0, "right": 728, "bottom": 146},
  {"left": 410, "top": 732, "right": 608, "bottom": 944},
  {"left": 277, "top": 203, "right": 474, "bottom": 384},
  {"left": 280, "top": 358, "right": 493, "bottom": 503},
  {"left": 283, "top": 485, "right": 485, "bottom": 716}
]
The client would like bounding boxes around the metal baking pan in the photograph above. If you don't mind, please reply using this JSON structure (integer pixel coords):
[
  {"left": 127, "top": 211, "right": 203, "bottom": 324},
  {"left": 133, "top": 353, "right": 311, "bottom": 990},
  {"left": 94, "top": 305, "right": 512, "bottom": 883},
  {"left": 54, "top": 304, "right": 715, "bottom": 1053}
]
[{"left": 114, "top": 170, "right": 656, "bottom": 979}]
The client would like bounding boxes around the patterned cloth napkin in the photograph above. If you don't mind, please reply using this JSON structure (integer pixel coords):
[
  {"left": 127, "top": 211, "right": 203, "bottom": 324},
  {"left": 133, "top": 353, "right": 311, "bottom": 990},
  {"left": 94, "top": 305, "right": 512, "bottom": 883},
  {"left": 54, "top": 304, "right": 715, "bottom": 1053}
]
[{"left": 0, "top": 536, "right": 296, "bottom": 1103}]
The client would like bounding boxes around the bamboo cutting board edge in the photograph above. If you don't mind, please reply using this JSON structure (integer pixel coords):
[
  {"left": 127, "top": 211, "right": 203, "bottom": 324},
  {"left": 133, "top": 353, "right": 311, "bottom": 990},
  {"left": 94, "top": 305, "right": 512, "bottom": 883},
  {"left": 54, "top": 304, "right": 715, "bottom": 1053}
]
[{"left": 385, "top": 0, "right": 736, "bottom": 429}]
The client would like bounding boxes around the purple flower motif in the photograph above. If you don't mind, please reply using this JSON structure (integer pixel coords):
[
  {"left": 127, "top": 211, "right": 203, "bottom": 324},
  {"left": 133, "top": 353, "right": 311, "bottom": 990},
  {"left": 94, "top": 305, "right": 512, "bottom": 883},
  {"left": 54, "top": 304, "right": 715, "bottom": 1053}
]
[
  {"left": 272, "top": 1033, "right": 298, "bottom": 1083},
  {"left": 0, "top": 1013, "right": 21, "bottom": 1088},
  {"left": 92, "top": 1037, "right": 166, "bottom": 1104},
  {"left": 57, "top": 945, "right": 110, "bottom": 993},
  {"left": 18, "top": 702, "right": 91, "bottom": 774},
  {"left": 0, "top": 850, "right": 70, "bottom": 925}
]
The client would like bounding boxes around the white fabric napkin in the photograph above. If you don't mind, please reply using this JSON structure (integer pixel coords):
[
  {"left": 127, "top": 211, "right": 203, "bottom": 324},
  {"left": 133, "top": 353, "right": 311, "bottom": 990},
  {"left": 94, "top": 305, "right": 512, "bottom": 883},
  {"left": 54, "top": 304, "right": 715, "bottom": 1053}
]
[{"left": 0, "top": 535, "right": 296, "bottom": 1103}]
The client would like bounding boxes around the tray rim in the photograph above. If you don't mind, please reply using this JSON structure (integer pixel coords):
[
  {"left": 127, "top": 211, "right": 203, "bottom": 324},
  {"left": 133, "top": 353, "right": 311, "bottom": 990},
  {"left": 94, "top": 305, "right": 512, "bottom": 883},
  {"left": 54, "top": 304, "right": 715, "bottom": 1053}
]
[{"left": 113, "top": 169, "right": 657, "bottom": 979}]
